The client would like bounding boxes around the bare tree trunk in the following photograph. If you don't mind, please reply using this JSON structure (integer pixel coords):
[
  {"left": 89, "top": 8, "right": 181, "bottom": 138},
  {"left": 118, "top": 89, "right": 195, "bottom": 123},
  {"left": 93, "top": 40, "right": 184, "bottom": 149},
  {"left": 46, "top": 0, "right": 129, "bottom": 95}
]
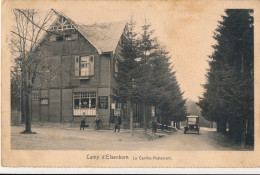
[
  {"left": 21, "top": 68, "right": 25, "bottom": 124},
  {"left": 25, "top": 90, "right": 31, "bottom": 132},
  {"left": 20, "top": 81, "right": 25, "bottom": 123},
  {"left": 21, "top": 85, "right": 32, "bottom": 133},
  {"left": 21, "top": 71, "right": 35, "bottom": 134}
]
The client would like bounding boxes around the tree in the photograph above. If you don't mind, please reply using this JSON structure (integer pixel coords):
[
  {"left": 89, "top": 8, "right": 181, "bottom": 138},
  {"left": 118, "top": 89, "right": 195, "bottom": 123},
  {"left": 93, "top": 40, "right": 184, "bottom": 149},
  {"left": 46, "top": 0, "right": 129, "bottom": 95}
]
[
  {"left": 135, "top": 19, "right": 159, "bottom": 134},
  {"left": 113, "top": 16, "right": 138, "bottom": 134},
  {"left": 198, "top": 9, "right": 254, "bottom": 146},
  {"left": 11, "top": 67, "right": 21, "bottom": 111},
  {"left": 135, "top": 19, "right": 187, "bottom": 132},
  {"left": 114, "top": 17, "right": 187, "bottom": 134},
  {"left": 10, "top": 9, "right": 54, "bottom": 133},
  {"left": 149, "top": 46, "right": 187, "bottom": 128}
]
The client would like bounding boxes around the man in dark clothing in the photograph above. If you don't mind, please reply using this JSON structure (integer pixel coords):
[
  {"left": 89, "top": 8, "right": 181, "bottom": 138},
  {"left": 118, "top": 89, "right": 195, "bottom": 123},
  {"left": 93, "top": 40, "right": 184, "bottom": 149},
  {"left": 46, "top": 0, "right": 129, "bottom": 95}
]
[
  {"left": 152, "top": 117, "right": 157, "bottom": 133},
  {"left": 114, "top": 115, "right": 122, "bottom": 132},
  {"left": 95, "top": 114, "right": 100, "bottom": 130},
  {"left": 80, "top": 112, "right": 86, "bottom": 130}
]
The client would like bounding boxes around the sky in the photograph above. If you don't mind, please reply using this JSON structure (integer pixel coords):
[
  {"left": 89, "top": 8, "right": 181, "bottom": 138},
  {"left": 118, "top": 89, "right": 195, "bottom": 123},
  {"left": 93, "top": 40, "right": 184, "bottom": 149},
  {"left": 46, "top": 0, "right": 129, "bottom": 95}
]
[
  {"left": 58, "top": 1, "right": 225, "bottom": 102},
  {"left": 7, "top": 0, "right": 228, "bottom": 102}
]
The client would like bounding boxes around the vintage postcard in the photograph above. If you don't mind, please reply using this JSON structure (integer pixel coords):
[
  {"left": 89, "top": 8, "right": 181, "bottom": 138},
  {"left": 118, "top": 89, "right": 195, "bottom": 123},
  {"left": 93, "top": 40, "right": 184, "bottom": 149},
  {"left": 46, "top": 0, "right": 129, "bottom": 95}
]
[{"left": 1, "top": 0, "right": 260, "bottom": 168}]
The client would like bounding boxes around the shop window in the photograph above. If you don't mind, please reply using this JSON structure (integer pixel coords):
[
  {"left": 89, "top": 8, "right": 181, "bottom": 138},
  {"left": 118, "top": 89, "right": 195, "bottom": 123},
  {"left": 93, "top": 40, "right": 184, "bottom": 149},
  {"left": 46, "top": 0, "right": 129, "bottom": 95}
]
[
  {"left": 91, "top": 98, "right": 96, "bottom": 108},
  {"left": 81, "top": 98, "right": 89, "bottom": 108},
  {"left": 74, "top": 99, "right": 79, "bottom": 109},
  {"left": 73, "top": 92, "right": 96, "bottom": 109}
]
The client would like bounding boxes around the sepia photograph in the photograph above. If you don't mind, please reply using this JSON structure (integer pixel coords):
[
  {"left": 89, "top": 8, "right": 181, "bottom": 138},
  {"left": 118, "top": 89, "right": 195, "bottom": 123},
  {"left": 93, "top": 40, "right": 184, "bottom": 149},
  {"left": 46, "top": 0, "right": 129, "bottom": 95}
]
[{"left": 1, "top": 0, "right": 260, "bottom": 168}]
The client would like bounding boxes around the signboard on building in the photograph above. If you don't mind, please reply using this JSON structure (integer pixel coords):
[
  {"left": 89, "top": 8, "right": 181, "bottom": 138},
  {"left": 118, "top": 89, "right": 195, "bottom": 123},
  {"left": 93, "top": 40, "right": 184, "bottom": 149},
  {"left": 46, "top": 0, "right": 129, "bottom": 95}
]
[
  {"left": 111, "top": 103, "right": 115, "bottom": 110},
  {"left": 98, "top": 96, "right": 108, "bottom": 109}
]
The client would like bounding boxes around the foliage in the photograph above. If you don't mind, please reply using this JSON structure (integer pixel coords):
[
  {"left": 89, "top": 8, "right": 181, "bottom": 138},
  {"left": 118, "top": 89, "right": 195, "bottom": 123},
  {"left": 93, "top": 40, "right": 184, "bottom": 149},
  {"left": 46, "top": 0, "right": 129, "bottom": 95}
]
[
  {"left": 114, "top": 18, "right": 187, "bottom": 131},
  {"left": 198, "top": 9, "right": 254, "bottom": 146},
  {"left": 10, "top": 9, "right": 54, "bottom": 133}
]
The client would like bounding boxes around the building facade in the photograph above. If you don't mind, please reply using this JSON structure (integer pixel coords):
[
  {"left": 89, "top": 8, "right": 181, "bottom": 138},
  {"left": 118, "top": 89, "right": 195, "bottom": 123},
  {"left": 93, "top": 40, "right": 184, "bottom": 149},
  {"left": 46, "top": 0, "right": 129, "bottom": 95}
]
[{"left": 31, "top": 11, "right": 127, "bottom": 128}]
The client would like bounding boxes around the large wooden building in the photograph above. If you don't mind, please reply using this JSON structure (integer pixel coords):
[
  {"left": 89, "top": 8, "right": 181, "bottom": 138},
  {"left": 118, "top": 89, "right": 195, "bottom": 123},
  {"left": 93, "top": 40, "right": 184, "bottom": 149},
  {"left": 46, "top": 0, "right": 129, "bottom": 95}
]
[{"left": 31, "top": 11, "right": 127, "bottom": 128}]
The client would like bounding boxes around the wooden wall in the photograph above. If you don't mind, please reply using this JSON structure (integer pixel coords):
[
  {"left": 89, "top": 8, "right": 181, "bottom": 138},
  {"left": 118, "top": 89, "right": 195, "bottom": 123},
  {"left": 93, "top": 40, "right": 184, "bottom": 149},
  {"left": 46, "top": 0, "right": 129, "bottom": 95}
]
[
  {"left": 33, "top": 30, "right": 100, "bottom": 90},
  {"left": 62, "top": 89, "right": 73, "bottom": 122},
  {"left": 30, "top": 26, "right": 124, "bottom": 124},
  {"left": 31, "top": 90, "right": 40, "bottom": 121},
  {"left": 49, "top": 89, "right": 61, "bottom": 122}
]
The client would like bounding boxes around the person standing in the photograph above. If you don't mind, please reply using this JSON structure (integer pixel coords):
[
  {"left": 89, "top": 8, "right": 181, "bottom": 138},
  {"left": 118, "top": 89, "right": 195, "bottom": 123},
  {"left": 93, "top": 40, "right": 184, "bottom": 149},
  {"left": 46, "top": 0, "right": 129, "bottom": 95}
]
[
  {"left": 95, "top": 114, "right": 100, "bottom": 130},
  {"left": 152, "top": 117, "right": 157, "bottom": 133},
  {"left": 114, "top": 115, "right": 122, "bottom": 132},
  {"left": 80, "top": 112, "right": 86, "bottom": 130}
]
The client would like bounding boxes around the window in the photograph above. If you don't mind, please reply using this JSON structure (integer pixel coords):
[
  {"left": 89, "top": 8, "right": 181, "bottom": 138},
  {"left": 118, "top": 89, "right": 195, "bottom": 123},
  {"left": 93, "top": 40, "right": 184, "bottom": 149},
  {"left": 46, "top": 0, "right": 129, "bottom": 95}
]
[
  {"left": 75, "top": 55, "right": 94, "bottom": 77},
  {"left": 73, "top": 92, "right": 96, "bottom": 109},
  {"left": 114, "top": 56, "right": 119, "bottom": 78},
  {"left": 32, "top": 93, "right": 39, "bottom": 100},
  {"left": 40, "top": 98, "right": 48, "bottom": 105},
  {"left": 50, "top": 33, "right": 78, "bottom": 42},
  {"left": 114, "top": 59, "right": 118, "bottom": 73},
  {"left": 65, "top": 34, "right": 71, "bottom": 40},
  {"left": 56, "top": 35, "right": 64, "bottom": 41},
  {"left": 75, "top": 56, "right": 80, "bottom": 76},
  {"left": 98, "top": 96, "right": 108, "bottom": 109}
]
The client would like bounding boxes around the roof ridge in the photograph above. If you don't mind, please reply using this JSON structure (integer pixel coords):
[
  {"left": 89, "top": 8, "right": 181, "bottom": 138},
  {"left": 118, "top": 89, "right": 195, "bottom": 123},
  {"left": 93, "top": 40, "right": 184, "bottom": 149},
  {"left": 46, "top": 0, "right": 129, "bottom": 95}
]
[{"left": 80, "top": 21, "right": 126, "bottom": 27}]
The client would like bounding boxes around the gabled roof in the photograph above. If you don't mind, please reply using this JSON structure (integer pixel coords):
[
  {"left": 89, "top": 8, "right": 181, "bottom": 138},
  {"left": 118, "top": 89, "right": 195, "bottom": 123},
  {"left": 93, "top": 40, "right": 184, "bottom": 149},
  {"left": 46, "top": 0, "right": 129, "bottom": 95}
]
[
  {"left": 52, "top": 9, "right": 126, "bottom": 54},
  {"left": 77, "top": 22, "right": 126, "bottom": 53}
]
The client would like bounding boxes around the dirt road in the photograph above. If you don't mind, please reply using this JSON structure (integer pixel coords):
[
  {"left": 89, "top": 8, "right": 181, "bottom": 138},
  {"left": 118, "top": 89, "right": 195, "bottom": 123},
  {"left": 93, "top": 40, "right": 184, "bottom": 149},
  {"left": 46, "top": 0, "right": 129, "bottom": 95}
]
[{"left": 11, "top": 126, "right": 244, "bottom": 150}]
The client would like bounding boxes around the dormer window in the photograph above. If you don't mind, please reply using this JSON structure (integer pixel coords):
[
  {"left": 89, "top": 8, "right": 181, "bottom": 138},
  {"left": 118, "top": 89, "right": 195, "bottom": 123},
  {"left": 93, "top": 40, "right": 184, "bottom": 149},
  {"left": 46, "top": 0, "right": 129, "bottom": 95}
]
[
  {"left": 75, "top": 55, "right": 95, "bottom": 79},
  {"left": 49, "top": 33, "right": 78, "bottom": 42},
  {"left": 56, "top": 35, "right": 64, "bottom": 41}
]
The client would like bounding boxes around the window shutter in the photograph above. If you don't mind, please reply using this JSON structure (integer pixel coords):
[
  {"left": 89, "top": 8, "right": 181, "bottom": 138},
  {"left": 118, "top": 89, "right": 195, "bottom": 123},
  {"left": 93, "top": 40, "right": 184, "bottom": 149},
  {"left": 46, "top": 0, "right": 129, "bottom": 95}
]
[
  {"left": 75, "top": 56, "right": 79, "bottom": 76},
  {"left": 90, "top": 55, "right": 95, "bottom": 75}
]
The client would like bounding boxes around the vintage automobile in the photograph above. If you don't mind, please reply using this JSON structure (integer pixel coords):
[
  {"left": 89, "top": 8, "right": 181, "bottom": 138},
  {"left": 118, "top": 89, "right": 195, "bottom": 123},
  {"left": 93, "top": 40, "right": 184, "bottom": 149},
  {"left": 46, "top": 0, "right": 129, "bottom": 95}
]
[{"left": 184, "top": 115, "right": 200, "bottom": 134}]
